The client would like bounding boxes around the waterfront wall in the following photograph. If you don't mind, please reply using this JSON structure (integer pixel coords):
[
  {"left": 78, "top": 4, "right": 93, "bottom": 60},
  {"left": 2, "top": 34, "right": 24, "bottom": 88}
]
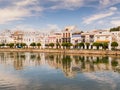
[{"left": 0, "top": 49, "right": 120, "bottom": 55}]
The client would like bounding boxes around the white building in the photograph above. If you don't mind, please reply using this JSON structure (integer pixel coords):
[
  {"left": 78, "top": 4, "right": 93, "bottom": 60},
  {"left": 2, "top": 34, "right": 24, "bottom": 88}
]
[
  {"left": 110, "top": 31, "right": 120, "bottom": 49},
  {"left": 0, "top": 30, "right": 14, "bottom": 44},
  {"left": 71, "top": 32, "right": 81, "bottom": 46},
  {"left": 62, "top": 26, "right": 80, "bottom": 44},
  {"left": 22, "top": 31, "right": 37, "bottom": 46},
  {"left": 81, "top": 32, "right": 94, "bottom": 43},
  {"left": 94, "top": 30, "right": 116, "bottom": 50}
]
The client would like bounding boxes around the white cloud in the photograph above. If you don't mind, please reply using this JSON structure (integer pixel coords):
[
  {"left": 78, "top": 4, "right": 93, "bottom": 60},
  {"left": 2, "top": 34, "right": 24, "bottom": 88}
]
[
  {"left": 12, "top": 24, "right": 61, "bottom": 33},
  {"left": 0, "top": 71, "right": 28, "bottom": 86},
  {"left": 14, "top": 0, "right": 38, "bottom": 7},
  {"left": 0, "top": 0, "right": 43, "bottom": 24},
  {"left": 109, "top": 7, "right": 118, "bottom": 11},
  {"left": 100, "top": 0, "right": 110, "bottom": 6},
  {"left": 50, "top": 0, "right": 84, "bottom": 10},
  {"left": 83, "top": 7, "right": 117, "bottom": 24},
  {"left": 47, "top": 24, "right": 60, "bottom": 31},
  {"left": 0, "top": 8, "right": 31, "bottom": 24},
  {"left": 83, "top": 12, "right": 114, "bottom": 24},
  {"left": 111, "top": 20, "right": 120, "bottom": 26},
  {"left": 12, "top": 24, "right": 39, "bottom": 31},
  {"left": 97, "top": 20, "right": 104, "bottom": 24},
  {"left": 99, "top": 0, "right": 120, "bottom": 7}
]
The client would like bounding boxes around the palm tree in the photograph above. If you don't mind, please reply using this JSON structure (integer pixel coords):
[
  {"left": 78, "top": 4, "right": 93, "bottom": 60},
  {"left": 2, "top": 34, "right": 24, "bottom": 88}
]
[
  {"left": 111, "top": 42, "right": 118, "bottom": 50},
  {"left": 37, "top": 43, "right": 41, "bottom": 49},
  {"left": 30, "top": 42, "right": 36, "bottom": 48}
]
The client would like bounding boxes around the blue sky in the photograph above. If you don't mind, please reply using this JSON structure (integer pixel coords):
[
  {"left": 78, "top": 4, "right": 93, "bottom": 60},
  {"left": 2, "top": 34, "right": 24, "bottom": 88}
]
[{"left": 0, "top": 0, "right": 120, "bottom": 31}]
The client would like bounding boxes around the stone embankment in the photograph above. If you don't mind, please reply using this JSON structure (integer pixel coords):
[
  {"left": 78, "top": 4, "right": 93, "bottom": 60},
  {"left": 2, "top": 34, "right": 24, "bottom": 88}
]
[{"left": 0, "top": 49, "right": 120, "bottom": 55}]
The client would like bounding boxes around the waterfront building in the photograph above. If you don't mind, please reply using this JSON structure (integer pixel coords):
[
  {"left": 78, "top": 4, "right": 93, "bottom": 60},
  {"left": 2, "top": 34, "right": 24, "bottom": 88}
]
[
  {"left": 44, "top": 31, "right": 62, "bottom": 48},
  {"left": 0, "top": 30, "right": 14, "bottom": 45},
  {"left": 62, "top": 28, "right": 71, "bottom": 43},
  {"left": 110, "top": 31, "right": 120, "bottom": 49},
  {"left": 11, "top": 30, "right": 24, "bottom": 45},
  {"left": 94, "top": 30, "right": 113, "bottom": 50},
  {"left": 36, "top": 33, "right": 46, "bottom": 49},
  {"left": 54, "top": 32, "right": 62, "bottom": 48},
  {"left": 62, "top": 26, "right": 75, "bottom": 43},
  {"left": 0, "top": 26, "right": 120, "bottom": 50},
  {"left": 22, "top": 31, "right": 38, "bottom": 46},
  {"left": 81, "top": 31, "right": 94, "bottom": 49},
  {"left": 81, "top": 32, "right": 94, "bottom": 43},
  {"left": 71, "top": 32, "right": 82, "bottom": 48}
]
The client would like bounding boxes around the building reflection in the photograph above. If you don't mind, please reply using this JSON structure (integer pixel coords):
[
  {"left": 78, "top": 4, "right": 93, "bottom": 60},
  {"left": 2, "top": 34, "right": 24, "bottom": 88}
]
[{"left": 0, "top": 52, "right": 120, "bottom": 78}]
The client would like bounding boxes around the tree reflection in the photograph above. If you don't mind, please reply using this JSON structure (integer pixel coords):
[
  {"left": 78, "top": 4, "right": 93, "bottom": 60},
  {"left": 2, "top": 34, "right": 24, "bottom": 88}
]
[
  {"left": 0, "top": 52, "right": 120, "bottom": 78},
  {"left": 13, "top": 53, "right": 25, "bottom": 70}
]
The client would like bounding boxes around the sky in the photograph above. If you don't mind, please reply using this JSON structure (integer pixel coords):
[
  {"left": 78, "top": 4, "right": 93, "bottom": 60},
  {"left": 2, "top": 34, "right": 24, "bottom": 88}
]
[{"left": 0, "top": 0, "right": 120, "bottom": 31}]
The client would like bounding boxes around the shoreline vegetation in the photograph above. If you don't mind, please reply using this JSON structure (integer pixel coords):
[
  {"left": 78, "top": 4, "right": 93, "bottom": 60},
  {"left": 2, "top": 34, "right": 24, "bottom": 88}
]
[{"left": 0, "top": 48, "right": 120, "bottom": 55}]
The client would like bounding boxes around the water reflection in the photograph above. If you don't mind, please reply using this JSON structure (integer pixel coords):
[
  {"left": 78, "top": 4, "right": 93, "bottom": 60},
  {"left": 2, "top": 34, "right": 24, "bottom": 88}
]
[{"left": 0, "top": 52, "right": 120, "bottom": 78}]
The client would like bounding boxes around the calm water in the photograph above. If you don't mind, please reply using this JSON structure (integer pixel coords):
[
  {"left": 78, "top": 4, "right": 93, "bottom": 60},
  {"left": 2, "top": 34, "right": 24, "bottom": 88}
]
[{"left": 0, "top": 52, "right": 120, "bottom": 90}]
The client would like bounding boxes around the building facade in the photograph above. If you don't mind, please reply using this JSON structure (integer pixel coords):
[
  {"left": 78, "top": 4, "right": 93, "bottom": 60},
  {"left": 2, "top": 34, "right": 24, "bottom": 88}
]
[{"left": 0, "top": 26, "right": 120, "bottom": 49}]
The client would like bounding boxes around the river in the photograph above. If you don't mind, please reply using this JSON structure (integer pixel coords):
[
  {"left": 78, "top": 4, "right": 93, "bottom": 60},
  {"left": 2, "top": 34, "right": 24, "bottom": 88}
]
[{"left": 0, "top": 52, "right": 120, "bottom": 90}]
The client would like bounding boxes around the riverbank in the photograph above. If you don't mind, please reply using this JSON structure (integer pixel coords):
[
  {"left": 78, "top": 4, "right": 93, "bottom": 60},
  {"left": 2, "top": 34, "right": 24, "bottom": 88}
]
[{"left": 0, "top": 48, "right": 120, "bottom": 55}]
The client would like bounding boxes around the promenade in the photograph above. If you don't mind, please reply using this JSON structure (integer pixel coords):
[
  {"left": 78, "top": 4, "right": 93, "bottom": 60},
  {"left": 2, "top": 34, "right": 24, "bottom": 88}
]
[{"left": 0, "top": 49, "right": 120, "bottom": 55}]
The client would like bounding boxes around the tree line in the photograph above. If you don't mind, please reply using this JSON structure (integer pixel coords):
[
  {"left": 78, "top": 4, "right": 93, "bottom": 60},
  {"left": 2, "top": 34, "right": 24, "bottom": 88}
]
[
  {"left": 0, "top": 42, "right": 118, "bottom": 50},
  {"left": 110, "top": 26, "right": 120, "bottom": 32}
]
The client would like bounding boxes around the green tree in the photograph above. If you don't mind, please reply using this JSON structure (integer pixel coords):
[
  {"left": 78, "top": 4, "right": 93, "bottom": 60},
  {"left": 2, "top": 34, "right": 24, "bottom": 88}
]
[
  {"left": 8, "top": 43, "right": 14, "bottom": 48},
  {"left": 78, "top": 42, "right": 84, "bottom": 49},
  {"left": 45, "top": 44, "right": 49, "bottom": 49},
  {"left": 0, "top": 43, "right": 5, "bottom": 48},
  {"left": 85, "top": 43, "right": 90, "bottom": 49},
  {"left": 6, "top": 43, "right": 9, "bottom": 48},
  {"left": 62, "top": 42, "right": 72, "bottom": 49},
  {"left": 110, "top": 26, "right": 120, "bottom": 32},
  {"left": 93, "top": 42, "right": 101, "bottom": 50},
  {"left": 102, "top": 42, "right": 108, "bottom": 50},
  {"left": 21, "top": 43, "right": 27, "bottom": 48},
  {"left": 15, "top": 43, "right": 26, "bottom": 48},
  {"left": 56, "top": 43, "right": 61, "bottom": 49},
  {"left": 37, "top": 43, "right": 41, "bottom": 49},
  {"left": 30, "top": 42, "right": 36, "bottom": 48},
  {"left": 0, "top": 44, "right": 2, "bottom": 48},
  {"left": 15, "top": 43, "right": 20, "bottom": 48},
  {"left": 62, "top": 43, "right": 66, "bottom": 49},
  {"left": 49, "top": 43, "right": 54, "bottom": 48},
  {"left": 66, "top": 43, "right": 72, "bottom": 49},
  {"left": 111, "top": 42, "right": 118, "bottom": 50},
  {"left": 74, "top": 43, "right": 79, "bottom": 49}
]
